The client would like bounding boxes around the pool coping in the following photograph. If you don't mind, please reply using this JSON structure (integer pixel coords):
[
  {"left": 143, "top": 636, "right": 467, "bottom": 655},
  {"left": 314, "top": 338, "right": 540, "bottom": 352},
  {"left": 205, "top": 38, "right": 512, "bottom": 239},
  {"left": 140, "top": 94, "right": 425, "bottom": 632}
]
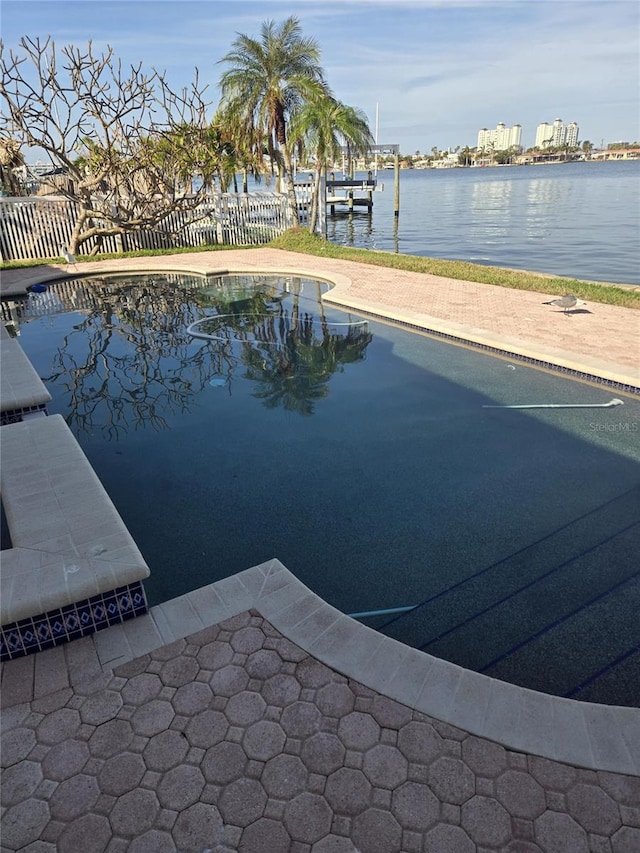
[{"left": 89, "top": 558, "right": 640, "bottom": 776}]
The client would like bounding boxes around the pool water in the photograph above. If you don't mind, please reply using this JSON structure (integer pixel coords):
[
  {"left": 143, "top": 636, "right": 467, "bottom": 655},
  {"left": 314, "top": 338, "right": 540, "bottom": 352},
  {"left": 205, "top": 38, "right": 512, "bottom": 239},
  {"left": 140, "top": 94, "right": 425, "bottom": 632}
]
[{"left": 11, "top": 272, "right": 640, "bottom": 706}]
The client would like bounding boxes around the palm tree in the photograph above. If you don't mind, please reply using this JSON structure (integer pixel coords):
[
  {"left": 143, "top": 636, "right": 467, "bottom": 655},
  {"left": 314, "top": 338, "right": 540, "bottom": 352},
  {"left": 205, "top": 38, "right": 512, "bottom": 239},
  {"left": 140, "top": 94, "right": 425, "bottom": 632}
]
[
  {"left": 218, "top": 16, "right": 328, "bottom": 225},
  {"left": 288, "top": 94, "right": 373, "bottom": 234}
]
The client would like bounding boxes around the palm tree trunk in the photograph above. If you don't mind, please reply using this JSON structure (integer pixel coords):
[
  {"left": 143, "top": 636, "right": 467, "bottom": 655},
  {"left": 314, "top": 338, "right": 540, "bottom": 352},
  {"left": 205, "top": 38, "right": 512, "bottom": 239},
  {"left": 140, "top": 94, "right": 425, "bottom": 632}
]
[
  {"left": 309, "top": 165, "right": 322, "bottom": 234},
  {"left": 280, "top": 144, "right": 300, "bottom": 226}
]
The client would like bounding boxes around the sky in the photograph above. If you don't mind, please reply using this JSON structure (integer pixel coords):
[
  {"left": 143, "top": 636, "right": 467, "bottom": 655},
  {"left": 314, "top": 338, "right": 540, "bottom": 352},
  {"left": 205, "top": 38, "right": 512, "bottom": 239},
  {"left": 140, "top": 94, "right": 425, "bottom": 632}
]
[{"left": 1, "top": 0, "right": 638, "bottom": 157}]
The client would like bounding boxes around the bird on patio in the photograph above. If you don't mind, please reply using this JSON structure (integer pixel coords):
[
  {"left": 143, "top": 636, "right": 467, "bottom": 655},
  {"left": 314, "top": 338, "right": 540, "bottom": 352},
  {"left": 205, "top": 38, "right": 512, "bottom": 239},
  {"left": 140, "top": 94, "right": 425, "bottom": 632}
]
[{"left": 542, "top": 294, "right": 586, "bottom": 315}]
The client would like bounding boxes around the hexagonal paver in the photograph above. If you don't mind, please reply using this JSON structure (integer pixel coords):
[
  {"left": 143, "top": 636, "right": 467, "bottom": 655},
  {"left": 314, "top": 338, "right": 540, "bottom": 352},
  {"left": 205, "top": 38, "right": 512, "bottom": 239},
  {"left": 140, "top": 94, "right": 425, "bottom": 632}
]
[
  {"left": 325, "top": 767, "right": 372, "bottom": 815},
  {"left": 370, "top": 695, "right": 412, "bottom": 729},
  {"left": 295, "top": 657, "right": 334, "bottom": 689},
  {"left": 88, "top": 719, "right": 134, "bottom": 758},
  {"left": 120, "top": 673, "right": 162, "bottom": 705},
  {"left": 301, "top": 732, "right": 345, "bottom": 775},
  {"left": 362, "top": 744, "right": 408, "bottom": 789},
  {"left": 284, "top": 792, "right": 332, "bottom": 844},
  {"left": 157, "top": 764, "right": 205, "bottom": 811},
  {"left": 351, "top": 807, "right": 402, "bottom": 853},
  {"left": 185, "top": 709, "right": 229, "bottom": 749},
  {"left": 1, "top": 798, "right": 50, "bottom": 850},
  {"left": 397, "top": 720, "right": 444, "bottom": 765},
  {"left": 391, "top": 780, "right": 439, "bottom": 831},
  {"left": 316, "top": 683, "right": 355, "bottom": 718},
  {"left": 130, "top": 699, "right": 175, "bottom": 736},
  {"left": 496, "top": 769, "right": 547, "bottom": 819},
  {"left": 98, "top": 752, "right": 146, "bottom": 796},
  {"left": 196, "top": 640, "right": 233, "bottom": 671},
  {"left": 461, "top": 736, "right": 507, "bottom": 777},
  {"left": 311, "top": 836, "right": 358, "bottom": 853},
  {"left": 239, "top": 817, "right": 291, "bottom": 853},
  {"left": 171, "top": 802, "right": 223, "bottom": 851},
  {"left": 49, "top": 774, "right": 99, "bottom": 821},
  {"left": 110, "top": 788, "right": 160, "bottom": 837},
  {"left": 143, "top": 729, "right": 189, "bottom": 771},
  {"left": 427, "top": 756, "right": 475, "bottom": 805},
  {"left": 245, "top": 649, "right": 283, "bottom": 680},
  {"left": 281, "top": 701, "right": 322, "bottom": 739},
  {"left": 171, "top": 681, "right": 213, "bottom": 715},
  {"left": 36, "top": 708, "right": 81, "bottom": 745},
  {"left": 262, "top": 754, "right": 308, "bottom": 800},
  {"left": 218, "top": 777, "right": 267, "bottom": 827},
  {"left": 566, "top": 783, "right": 622, "bottom": 835},
  {"left": 230, "top": 626, "right": 265, "bottom": 654},
  {"left": 1, "top": 760, "right": 43, "bottom": 806},
  {"left": 41, "top": 739, "right": 89, "bottom": 781},
  {"left": 242, "top": 719, "right": 286, "bottom": 761},
  {"left": 57, "top": 813, "right": 112, "bottom": 853},
  {"left": 1, "top": 727, "right": 37, "bottom": 766},
  {"left": 528, "top": 756, "right": 577, "bottom": 791},
  {"left": 225, "top": 690, "right": 267, "bottom": 726},
  {"left": 79, "top": 690, "right": 123, "bottom": 725},
  {"left": 535, "top": 811, "right": 589, "bottom": 853},
  {"left": 423, "top": 823, "right": 475, "bottom": 853},
  {"left": 598, "top": 772, "right": 640, "bottom": 806},
  {"left": 612, "top": 826, "right": 640, "bottom": 853},
  {"left": 461, "top": 795, "right": 512, "bottom": 848},
  {"left": 202, "top": 741, "right": 246, "bottom": 784},
  {"left": 128, "top": 829, "right": 176, "bottom": 853},
  {"left": 210, "top": 665, "right": 249, "bottom": 697},
  {"left": 158, "top": 655, "right": 199, "bottom": 687},
  {"left": 337, "top": 711, "right": 381, "bottom": 751},
  {"left": 262, "top": 673, "right": 302, "bottom": 707}
]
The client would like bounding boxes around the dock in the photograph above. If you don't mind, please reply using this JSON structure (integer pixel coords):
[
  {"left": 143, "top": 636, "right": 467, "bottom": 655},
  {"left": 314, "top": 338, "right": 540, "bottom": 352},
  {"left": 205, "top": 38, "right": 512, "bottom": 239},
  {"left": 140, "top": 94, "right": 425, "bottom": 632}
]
[{"left": 326, "top": 177, "right": 378, "bottom": 211}]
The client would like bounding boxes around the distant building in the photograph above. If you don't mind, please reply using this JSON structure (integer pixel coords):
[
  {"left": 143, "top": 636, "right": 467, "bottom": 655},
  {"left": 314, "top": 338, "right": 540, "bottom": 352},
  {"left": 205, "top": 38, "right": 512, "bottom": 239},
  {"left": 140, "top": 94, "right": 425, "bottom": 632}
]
[
  {"left": 535, "top": 119, "right": 579, "bottom": 148},
  {"left": 477, "top": 122, "right": 522, "bottom": 151}
]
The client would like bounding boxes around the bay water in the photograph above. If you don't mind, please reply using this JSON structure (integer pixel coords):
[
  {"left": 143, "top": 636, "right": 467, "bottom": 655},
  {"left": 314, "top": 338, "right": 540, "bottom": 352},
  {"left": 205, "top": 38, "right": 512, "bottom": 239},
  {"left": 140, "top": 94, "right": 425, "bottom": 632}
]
[{"left": 321, "top": 160, "right": 639, "bottom": 285}]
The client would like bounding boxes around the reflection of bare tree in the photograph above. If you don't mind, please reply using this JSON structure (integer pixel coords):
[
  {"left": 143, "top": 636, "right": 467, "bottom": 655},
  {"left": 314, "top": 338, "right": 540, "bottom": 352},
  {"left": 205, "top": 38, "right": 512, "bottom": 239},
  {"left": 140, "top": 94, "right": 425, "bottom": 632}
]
[
  {"left": 40, "top": 277, "right": 235, "bottom": 438},
  {"left": 23, "top": 272, "right": 371, "bottom": 433}
]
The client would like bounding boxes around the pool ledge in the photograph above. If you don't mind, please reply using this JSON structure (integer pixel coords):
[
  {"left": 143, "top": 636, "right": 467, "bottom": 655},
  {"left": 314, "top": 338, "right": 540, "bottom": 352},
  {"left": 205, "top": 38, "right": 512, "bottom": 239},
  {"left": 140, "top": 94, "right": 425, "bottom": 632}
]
[{"left": 80, "top": 558, "right": 640, "bottom": 776}]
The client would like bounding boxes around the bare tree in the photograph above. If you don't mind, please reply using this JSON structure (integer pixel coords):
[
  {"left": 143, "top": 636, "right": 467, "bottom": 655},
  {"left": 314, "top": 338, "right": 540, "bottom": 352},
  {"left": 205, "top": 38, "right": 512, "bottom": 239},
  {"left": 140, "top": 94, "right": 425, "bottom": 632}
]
[
  {"left": 0, "top": 37, "right": 216, "bottom": 254},
  {"left": 0, "top": 136, "right": 25, "bottom": 195}
]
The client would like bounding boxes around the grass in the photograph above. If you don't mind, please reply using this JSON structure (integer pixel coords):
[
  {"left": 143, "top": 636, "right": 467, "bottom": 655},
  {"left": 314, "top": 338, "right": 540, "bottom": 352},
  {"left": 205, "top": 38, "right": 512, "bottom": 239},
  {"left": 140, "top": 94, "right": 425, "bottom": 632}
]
[
  {"left": 2, "top": 230, "right": 638, "bottom": 309},
  {"left": 269, "top": 230, "right": 640, "bottom": 309}
]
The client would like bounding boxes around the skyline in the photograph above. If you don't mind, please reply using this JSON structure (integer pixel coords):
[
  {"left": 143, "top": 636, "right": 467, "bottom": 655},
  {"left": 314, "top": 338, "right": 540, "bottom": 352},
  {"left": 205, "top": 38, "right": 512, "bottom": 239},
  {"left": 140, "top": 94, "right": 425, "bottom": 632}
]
[{"left": 1, "top": 0, "right": 638, "bottom": 154}]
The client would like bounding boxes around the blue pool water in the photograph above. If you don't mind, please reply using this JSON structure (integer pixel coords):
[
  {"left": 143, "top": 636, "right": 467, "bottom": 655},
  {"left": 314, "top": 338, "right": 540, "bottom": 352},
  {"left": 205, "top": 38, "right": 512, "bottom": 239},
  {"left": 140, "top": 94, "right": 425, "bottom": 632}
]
[{"left": 9, "top": 273, "right": 640, "bottom": 705}]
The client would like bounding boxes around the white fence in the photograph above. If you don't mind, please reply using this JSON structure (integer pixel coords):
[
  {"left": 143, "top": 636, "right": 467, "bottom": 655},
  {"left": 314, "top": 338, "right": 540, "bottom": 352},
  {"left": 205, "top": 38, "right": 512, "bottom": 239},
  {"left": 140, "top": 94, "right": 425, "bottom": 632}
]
[{"left": 0, "top": 191, "right": 298, "bottom": 262}]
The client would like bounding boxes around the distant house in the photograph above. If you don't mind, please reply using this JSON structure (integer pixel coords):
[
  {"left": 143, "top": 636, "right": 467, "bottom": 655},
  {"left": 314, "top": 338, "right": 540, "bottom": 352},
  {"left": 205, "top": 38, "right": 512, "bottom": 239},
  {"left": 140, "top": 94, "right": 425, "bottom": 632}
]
[{"left": 590, "top": 148, "right": 639, "bottom": 161}]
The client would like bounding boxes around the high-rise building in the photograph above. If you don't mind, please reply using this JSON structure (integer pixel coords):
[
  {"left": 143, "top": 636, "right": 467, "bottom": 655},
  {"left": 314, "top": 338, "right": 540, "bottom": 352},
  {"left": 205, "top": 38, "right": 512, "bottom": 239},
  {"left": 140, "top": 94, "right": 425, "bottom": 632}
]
[
  {"left": 535, "top": 119, "right": 580, "bottom": 148},
  {"left": 477, "top": 123, "right": 522, "bottom": 151}
]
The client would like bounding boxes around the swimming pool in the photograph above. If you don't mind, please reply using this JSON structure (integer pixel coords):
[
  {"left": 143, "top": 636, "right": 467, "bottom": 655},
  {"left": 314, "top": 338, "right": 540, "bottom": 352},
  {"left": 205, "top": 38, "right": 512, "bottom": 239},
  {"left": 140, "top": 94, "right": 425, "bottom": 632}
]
[{"left": 8, "top": 272, "right": 640, "bottom": 705}]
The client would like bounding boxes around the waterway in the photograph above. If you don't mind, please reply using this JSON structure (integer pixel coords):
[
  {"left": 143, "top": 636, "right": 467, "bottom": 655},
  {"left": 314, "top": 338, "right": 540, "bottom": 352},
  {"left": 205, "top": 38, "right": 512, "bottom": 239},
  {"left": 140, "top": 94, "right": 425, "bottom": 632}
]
[{"left": 320, "top": 160, "right": 639, "bottom": 285}]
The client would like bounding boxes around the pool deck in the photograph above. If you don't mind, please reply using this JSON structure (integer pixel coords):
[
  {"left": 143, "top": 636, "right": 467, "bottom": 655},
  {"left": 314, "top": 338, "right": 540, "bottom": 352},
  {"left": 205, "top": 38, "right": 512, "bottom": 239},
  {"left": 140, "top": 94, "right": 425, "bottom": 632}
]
[{"left": 1, "top": 251, "right": 639, "bottom": 851}]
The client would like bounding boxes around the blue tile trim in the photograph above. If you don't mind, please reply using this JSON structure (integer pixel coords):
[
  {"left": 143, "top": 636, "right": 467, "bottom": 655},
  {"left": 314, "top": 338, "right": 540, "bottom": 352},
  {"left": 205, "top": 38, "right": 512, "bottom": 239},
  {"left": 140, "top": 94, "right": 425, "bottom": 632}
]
[
  {"left": 0, "top": 580, "right": 148, "bottom": 661},
  {"left": 341, "top": 307, "right": 640, "bottom": 396},
  {"left": 0, "top": 403, "right": 49, "bottom": 425}
]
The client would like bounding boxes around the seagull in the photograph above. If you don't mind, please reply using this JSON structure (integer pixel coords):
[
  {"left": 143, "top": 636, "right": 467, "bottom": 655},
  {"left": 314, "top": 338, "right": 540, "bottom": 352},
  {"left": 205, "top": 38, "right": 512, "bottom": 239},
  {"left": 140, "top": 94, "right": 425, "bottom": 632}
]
[
  {"left": 542, "top": 294, "right": 586, "bottom": 315},
  {"left": 60, "top": 246, "right": 78, "bottom": 268}
]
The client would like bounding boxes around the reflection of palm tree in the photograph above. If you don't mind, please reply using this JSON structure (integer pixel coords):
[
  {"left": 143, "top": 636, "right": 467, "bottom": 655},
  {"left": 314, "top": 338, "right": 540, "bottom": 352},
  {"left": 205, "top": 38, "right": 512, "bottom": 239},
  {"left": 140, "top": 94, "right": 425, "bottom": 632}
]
[{"left": 236, "top": 303, "right": 373, "bottom": 415}]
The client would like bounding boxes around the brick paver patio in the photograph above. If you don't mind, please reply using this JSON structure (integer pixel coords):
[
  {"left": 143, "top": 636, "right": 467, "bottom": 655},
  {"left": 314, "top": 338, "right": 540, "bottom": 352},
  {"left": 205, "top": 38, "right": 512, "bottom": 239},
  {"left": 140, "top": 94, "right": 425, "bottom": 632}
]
[{"left": 2, "top": 609, "right": 639, "bottom": 852}]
